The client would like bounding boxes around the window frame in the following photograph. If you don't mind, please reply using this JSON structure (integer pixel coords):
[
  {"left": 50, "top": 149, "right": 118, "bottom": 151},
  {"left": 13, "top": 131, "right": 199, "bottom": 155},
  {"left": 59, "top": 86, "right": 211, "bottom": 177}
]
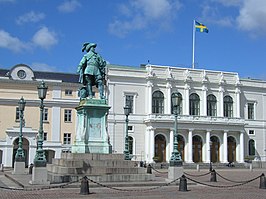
[
  {"left": 207, "top": 94, "right": 217, "bottom": 116},
  {"left": 224, "top": 95, "right": 233, "bottom": 118},
  {"left": 189, "top": 93, "right": 200, "bottom": 116},
  {"left": 63, "top": 133, "right": 71, "bottom": 145},
  {"left": 152, "top": 91, "right": 164, "bottom": 114},
  {"left": 64, "top": 109, "right": 72, "bottom": 122}
]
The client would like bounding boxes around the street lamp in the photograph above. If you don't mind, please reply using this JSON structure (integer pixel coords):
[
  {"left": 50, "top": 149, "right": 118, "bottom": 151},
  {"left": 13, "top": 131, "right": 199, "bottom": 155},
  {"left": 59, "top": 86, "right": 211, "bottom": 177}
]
[
  {"left": 209, "top": 141, "right": 213, "bottom": 171},
  {"left": 15, "top": 97, "right": 26, "bottom": 162},
  {"left": 124, "top": 105, "right": 131, "bottom": 160},
  {"left": 169, "top": 92, "right": 182, "bottom": 166},
  {"left": 34, "top": 80, "right": 48, "bottom": 167}
]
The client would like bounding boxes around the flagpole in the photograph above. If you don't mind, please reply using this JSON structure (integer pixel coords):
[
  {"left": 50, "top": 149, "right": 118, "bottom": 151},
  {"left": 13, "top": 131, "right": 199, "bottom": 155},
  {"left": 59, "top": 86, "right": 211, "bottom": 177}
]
[{"left": 192, "top": 20, "right": 196, "bottom": 69}]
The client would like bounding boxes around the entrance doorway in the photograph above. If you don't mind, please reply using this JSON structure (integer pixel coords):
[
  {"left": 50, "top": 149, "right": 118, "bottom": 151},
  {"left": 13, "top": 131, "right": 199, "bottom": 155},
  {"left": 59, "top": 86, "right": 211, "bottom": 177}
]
[
  {"left": 228, "top": 136, "right": 236, "bottom": 162},
  {"left": 177, "top": 135, "right": 185, "bottom": 161},
  {"left": 210, "top": 136, "right": 220, "bottom": 163},
  {"left": 13, "top": 137, "right": 29, "bottom": 167},
  {"left": 154, "top": 134, "right": 166, "bottom": 162},
  {"left": 193, "top": 135, "right": 202, "bottom": 163}
]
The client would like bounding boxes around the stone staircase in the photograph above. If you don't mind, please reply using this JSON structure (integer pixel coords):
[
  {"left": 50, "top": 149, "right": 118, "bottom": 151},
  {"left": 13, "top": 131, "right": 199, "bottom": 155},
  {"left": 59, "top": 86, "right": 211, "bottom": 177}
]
[
  {"left": 150, "top": 162, "right": 246, "bottom": 170},
  {"left": 47, "top": 153, "right": 154, "bottom": 183}
]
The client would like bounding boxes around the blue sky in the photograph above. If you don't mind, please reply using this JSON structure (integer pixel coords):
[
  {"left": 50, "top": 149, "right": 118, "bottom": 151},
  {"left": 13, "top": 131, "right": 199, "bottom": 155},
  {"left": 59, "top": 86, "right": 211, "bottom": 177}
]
[{"left": 0, "top": 0, "right": 266, "bottom": 79}]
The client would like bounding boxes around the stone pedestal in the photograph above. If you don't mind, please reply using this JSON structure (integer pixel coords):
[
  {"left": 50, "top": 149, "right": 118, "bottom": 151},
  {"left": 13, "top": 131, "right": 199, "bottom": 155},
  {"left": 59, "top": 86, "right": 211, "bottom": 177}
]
[
  {"left": 12, "top": 161, "right": 26, "bottom": 175},
  {"left": 29, "top": 167, "right": 50, "bottom": 185},
  {"left": 72, "top": 99, "right": 111, "bottom": 154},
  {"left": 167, "top": 166, "right": 183, "bottom": 183}
]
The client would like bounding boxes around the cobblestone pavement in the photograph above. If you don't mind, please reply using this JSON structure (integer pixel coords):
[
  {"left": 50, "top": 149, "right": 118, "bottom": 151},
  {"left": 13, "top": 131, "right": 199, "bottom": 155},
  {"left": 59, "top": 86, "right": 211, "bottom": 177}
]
[{"left": 0, "top": 169, "right": 265, "bottom": 199}]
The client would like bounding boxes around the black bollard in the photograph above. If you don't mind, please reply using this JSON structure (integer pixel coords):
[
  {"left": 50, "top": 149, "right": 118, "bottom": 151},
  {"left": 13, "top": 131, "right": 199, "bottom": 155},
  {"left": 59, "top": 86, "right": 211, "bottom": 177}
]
[
  {"left": 179, "top": 175, "right": 188, "bottom": 192},
  {"left": 210, "top": 169, "right": 217, "bottom": 182},
  {"left": 259, "top": 173, "right": 266, "bottom": 189},
  {"left": 147, "top": 164, "right": 152, "bottom": 174},
  {"left": 80, "top": 176, "right": 90, "bottom": 195}
]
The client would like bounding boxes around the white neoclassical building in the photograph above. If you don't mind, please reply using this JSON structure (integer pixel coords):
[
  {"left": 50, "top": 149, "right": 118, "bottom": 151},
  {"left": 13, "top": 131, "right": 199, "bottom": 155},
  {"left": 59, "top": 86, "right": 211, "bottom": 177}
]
[{"left": 0, "top": 63, "right": 265, "bottom": 167}]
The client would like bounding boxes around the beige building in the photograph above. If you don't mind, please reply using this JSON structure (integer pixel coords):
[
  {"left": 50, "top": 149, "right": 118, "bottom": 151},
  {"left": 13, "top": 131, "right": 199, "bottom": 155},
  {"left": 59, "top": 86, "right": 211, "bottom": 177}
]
[{"left": 0, "top": 63, "right": 265, "bottom": 167}]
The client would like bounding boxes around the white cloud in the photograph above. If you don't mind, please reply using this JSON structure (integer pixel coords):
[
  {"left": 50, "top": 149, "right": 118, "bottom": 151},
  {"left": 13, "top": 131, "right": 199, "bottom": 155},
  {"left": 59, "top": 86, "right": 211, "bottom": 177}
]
[
  {"left": 0, "top": 29, "right": 29, "bottom": 52},
  {"left": 236, "top": 0, "right": 266, "bottom": 34},
  {"left": 32, "top": 27, "right": 58, "bottom": 49},
  {"left": 201, "top": 4, "right": 234, "bottom": 27},
  {"left": 16, "top": 11, "right": 45, "bottom": 25},
  {"left": 109, "top": 0, "right": 182, "bottom": 38},
  {"left": 211, "top": 0, "right": 242, "bottom": 7},
  {"left": 58, "top": 0, "right": 81, "bottom": 13}
]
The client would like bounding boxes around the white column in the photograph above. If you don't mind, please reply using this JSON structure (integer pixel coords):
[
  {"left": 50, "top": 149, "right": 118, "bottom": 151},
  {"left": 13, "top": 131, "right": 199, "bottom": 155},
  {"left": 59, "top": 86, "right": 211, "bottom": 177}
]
[
  {"left": 145, "top": 128, "right": 150, "bottom": 163},
  {"left": 184, "top": 84, "right": 190, "bottom": 115},
  {"left": 149, "top": 128, "right": 155, "bottom": 163},
  {"left": 223, "top": 131, "right": 228, "bottom": 163},
  {"left": 235, "top": 87, "right": 241, "bottom": 118},
  {"left": 166, "top": 82, "right": 172, "bottom": 114},
  {"left": 187, "top": 129, "right": 193, "bottom": 163},
  {"left": 239, "top": 131, "right": 244, "bottom": 163},
  {"left": 51, "top": 107, "right": 61, "bottom": 141},
  {"left": 218, "top": 87, "right": 224, "bottom": 117},
  {"left": 202, "top": 85, "right": 207, "bottom": 116},
  {"left": 147, "top": 81, "right": 153, "bottom": 114},
  {"left": 206, "top": 131, "right": 211, "bottom": 163}
]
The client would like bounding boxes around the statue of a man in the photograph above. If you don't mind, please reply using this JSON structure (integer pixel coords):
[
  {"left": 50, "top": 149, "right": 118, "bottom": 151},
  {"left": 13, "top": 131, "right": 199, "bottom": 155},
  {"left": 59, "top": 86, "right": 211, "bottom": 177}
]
[{"left": 77, "top": 43, "right": 106, "bottom": 99}]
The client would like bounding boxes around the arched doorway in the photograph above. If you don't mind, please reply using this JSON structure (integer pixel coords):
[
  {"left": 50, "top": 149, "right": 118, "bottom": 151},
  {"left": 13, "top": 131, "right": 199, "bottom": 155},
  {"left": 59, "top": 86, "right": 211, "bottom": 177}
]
[
  {"left": 45, "top": 150, "right": 55, "bottom": 164},
  {"left": 210, "top": 136, "right": 220, "bottom": 163},
  {"left": 193, "top": 135, "right": 202, "bottom": 163},
  {"left": 154, "top": 134, "right": 166, "bottom": 162},
  {"left": 13, "top": 137, "right": 29, "bottom": 167},
  {"left": 228, "top": 136, "right": 236, "bottom": 162},
  {"left": 177, "top": 135, "right": 185, "bottom": 161}
]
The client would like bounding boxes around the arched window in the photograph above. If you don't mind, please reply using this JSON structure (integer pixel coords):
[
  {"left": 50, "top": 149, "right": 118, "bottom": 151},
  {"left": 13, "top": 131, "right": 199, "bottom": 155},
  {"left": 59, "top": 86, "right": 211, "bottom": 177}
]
[
  {"left": 128, "top": 136, "right": 133, "bottom": 155},
  {"left": 189, "top": 93, "right": 200, "bottom": 115},
  {"left": 248, "top": 139, "right": 255, "bottom": 156},
  {"left": 152, "top": 91, "right": 164, "bottom": 114},
  {"left": 207, "top": 94, "right": 217, "bottom": 116},
  {"left": 171, "top": 92, "right": 182, "bottom": 114},
  {"left": 224, "top": 96, "right": 233, "bottom": 117}
]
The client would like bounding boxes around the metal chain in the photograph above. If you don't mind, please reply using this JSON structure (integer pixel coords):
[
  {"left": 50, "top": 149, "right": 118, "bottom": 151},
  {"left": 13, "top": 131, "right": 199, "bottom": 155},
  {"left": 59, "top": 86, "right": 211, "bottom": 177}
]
[
  {"left": 215, "top": 171, "right": 251, "bottom": 183},
  {"left": 0, "top": 179, "right": 79, "bottom": 191},
  {"left": 87, "top": 176, "right": 181, "bottom": 192},
  {"left": 150, "top": 166, "right": 168, "bottom": 174},
  {"left": 184, "top": 171, "right": 211, "bottom": 177},
  {"left": 185, "top": 174, "right": 262, "bottom": 188}
]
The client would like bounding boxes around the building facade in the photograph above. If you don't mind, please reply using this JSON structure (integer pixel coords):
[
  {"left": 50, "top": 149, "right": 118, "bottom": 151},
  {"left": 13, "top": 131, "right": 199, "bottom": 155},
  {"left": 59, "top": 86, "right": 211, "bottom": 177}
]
[{"left": 0, "top": 63, "right": 265, "bottom": 167}]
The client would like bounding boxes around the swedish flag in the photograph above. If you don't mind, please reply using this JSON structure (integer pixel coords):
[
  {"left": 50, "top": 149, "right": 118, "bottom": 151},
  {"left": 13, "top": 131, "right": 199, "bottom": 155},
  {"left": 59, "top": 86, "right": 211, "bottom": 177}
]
[{"left": 195, "top": 21, "right": 208, "bottom": 33}]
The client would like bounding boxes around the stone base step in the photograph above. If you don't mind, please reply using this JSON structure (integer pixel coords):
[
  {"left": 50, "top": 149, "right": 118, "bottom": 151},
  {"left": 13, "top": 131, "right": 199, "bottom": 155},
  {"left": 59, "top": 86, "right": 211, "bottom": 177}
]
[{"left": 48, "top": 173, "right": 155, "bottom": 183}]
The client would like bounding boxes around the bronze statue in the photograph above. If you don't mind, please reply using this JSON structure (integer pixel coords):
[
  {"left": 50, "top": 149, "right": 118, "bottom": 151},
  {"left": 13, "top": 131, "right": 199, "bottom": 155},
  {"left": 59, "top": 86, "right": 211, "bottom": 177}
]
[{"left": 77, "top": 43, "right": 106, "bottom": 99}]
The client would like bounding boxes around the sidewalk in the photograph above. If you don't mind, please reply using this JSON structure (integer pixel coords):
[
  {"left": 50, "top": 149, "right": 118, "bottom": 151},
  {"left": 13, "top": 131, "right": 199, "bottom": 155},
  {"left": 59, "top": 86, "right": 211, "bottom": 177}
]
[{"left": 0, "top": 168, "right": 265, "bottom": 199}]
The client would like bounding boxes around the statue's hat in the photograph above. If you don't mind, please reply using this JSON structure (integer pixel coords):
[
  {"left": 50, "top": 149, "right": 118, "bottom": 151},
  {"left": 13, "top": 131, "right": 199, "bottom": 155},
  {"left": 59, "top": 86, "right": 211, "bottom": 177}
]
[{"left": 82, "top": 43, "right": 97, "bottom": 52}]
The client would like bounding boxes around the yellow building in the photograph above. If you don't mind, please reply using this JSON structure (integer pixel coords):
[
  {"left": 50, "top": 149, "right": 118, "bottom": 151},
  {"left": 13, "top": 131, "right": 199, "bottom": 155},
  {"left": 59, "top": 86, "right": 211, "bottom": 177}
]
[{"left": 0, "top": 64, "right": 80, "bottom": 167}]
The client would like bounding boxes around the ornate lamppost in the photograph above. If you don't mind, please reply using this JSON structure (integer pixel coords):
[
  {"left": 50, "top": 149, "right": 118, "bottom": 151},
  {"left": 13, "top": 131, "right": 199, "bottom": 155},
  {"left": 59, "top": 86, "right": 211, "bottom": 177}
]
[
  {"left": 34, "top": 80, "right": 48, "bottom": 167},
  {"left": 124, "top": 105, "right": 131, "bottom": 160},
  {"left": 209, "top": 141, "right": 213, "bottom": 171},
  {"left": 169, "top": 93, "right": 182, "bottom": 166},
  {"left": 15, "top": 97, "right": 26, "bottom": 162},
  {"left": 13, "top": 97, "right": 26, "bottom": 174}
]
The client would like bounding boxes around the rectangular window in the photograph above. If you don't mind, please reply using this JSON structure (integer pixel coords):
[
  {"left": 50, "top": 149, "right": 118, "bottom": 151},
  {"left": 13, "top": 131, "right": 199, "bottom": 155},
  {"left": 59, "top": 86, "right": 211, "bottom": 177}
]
[
  {"left": 43, "top": 132, "right": 47, "bottom": 141},
  {"left": 125, "top": 95, "right": 134, "bottom": 114},
  {"left": 248, "top": 103, "right": 254, "bottom": 119},
  {"left": 249, "top": 130, "right": 254, "bottom": 135},
  {"left": 63, "top": 133, "right": 71, "bottom": 144},
  {"left": 65, "top": 89, "right": 73, "bottom": 95},
  {"left": 43, "top": 108, "right": 48, "bottom": 121},
  {"left": 64, "top": 109, "right": 72, "bottom": 122},
  {"left": 15, "top": 107, "right": 20, "bottom": 121},
  {"left": 128, "top": 125, "right": 133, "bottom": 132}
]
